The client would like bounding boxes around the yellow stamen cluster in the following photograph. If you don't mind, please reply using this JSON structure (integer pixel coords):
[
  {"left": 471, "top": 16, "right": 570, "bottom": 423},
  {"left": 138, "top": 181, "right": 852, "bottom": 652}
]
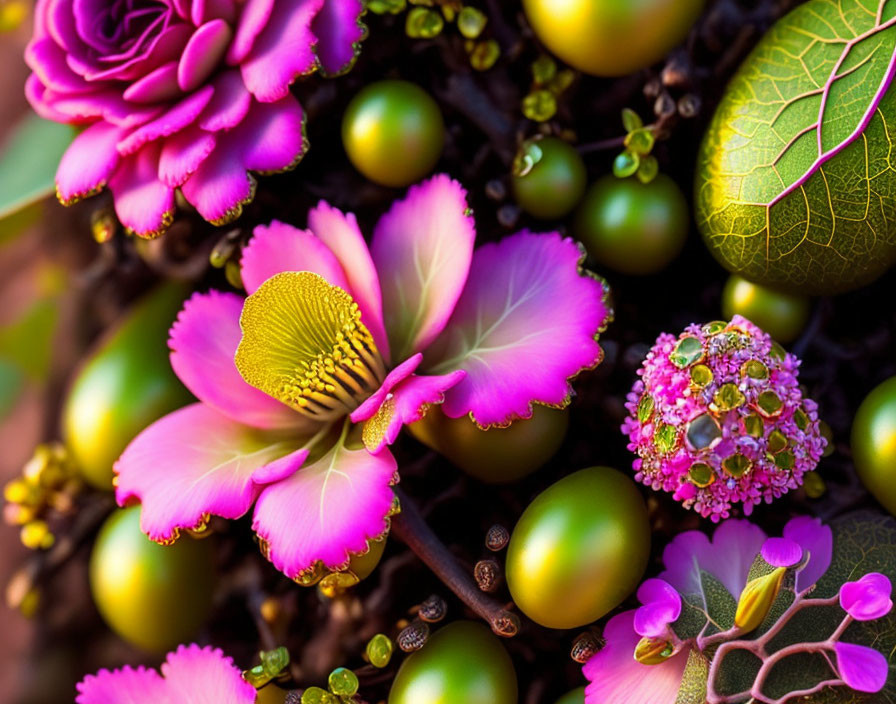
[{"left": 236, "top": 272, "right": 386, "bottom": 421}]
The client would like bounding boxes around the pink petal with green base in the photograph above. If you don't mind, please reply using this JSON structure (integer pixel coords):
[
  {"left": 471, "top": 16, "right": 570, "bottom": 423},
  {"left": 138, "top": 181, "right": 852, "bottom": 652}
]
[
  {"left": 169, "top": 290, "right": 304, "bottom": 429},
  {"left": 240, "top": 220, "right": 350, "bottom": 295},
  {"left": 252, "top": 437, "right": 397, "bottom": 578},
  {"left": 583, "top": 611, "right": 689, "bottom": 704},
  {"left": 308, "top": 201, "right": 389, "bottom": 359},
  {"left": 372, "top": 174, "right": 475, "bottom": 361},
  {"left": 426, "top": 231, "right": 609, "bottom": 427},
  {"left": 115, "top": 403, "right": 309, "bottom": 543}
]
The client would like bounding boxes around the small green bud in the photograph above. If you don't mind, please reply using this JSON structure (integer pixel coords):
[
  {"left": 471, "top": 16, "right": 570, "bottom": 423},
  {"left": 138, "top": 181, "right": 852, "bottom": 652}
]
[
  {"left": 531, "top": 55, "right": 557, "bottom": 85},
  {"left": 636, "top": 155, "right": 658, "bottom": 184},
  {"left": 469, "top": 39, "right": 499, "bottom": 71},
  {"left": 633, "top": 636, "right": 675, "bottom": 665},
  {"left": 406, "top": 7, "right": 443, "bottom": 38},
  {"left": 365, "top": 0, "right": 406, "bottom": 13},
  {"left": 521, "top": 90, "right": 557, "bottom": 122},
  {"left": 300, "top": 687, "right": 338, "bottom": 704},
  {"left": 621, "top": 108, "right": 643, "bottom": 133},
  {"left": 261, "top": 646, "right": 290, "bottom": 678},
  {"left": 457, "top": 6, "right": 487, "bottom": 38},
  {"left": 366, "top": 633, "right": 394, "bottom": 668},
  {"left": 328, "top": 667, "right": 359, "bottom": 696},
  {"left": 624, "top": 127, "right": 655, "bottom": 156},
  {"left": 613, "top": 149, "right": 640, "bottom": 178}
]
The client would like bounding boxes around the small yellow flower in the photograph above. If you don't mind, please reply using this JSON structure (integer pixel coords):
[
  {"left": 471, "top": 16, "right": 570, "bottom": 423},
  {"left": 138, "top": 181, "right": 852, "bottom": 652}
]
[{"left": 735, "top": 566, "right": 787, "bottom": 633}]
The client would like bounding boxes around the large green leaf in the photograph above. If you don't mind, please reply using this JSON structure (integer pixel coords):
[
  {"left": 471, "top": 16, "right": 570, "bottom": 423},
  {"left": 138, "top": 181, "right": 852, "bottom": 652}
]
[
  {"left": 0, "top": 114, "right": 74, "bottom": 223},
  {"left": 696, "top": 0, "right": 896, "bottom": 294}
]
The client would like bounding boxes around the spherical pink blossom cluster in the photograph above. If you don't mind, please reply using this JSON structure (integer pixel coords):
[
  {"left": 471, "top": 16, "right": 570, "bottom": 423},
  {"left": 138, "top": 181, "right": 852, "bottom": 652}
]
[{"left": 622, "top": 315, "right": 826, "bottom": 521}]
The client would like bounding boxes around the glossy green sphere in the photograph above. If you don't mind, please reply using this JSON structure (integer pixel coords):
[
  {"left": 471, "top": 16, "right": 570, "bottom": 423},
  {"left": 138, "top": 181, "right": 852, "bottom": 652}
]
[
  {"left": 721, "top": 275, "right": 810, "bottom": 344},
  {"left": 62, "top": 284, "right": 192, "bottom": 489},
  {"left": 512, "top": 138, "right": 587, "bottom": 219},
  {"left": 389, "top": 621, "right": 518, "bottom": 704},
  {"left": 89, "top": 506, "right": 216, "bottom": 652},
  {"left": 574, "top": 175, "right": 688, "bottom": 275},
  {"left": 852, "top": 377, "right": 896, "bottom": 516},
  {"left": 554, "top": 688, "right": 585, "bottom": 704},
  {"left": 506, "top": 467, "right": 650, "bottom": 629},
  {"left": 522, "top": 0, "right": 705, "bottom": 76},
  {"left": 342, "top": 80, "right": 445, "bottom": 187},
  {"left": 408, "top": 406, "right": 569, "bottom": 483}
]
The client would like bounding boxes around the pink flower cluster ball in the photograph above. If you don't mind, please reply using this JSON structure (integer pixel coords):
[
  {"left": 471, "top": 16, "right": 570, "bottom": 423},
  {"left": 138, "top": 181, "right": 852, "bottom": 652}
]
[{"left": 622, "top": 315, "right": 826, "bottom": 520}]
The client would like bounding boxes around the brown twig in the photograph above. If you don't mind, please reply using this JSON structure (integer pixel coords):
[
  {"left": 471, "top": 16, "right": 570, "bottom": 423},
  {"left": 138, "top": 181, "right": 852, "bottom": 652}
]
[{"left": 391, "top": 487, "right": 520, "bottom": 638}]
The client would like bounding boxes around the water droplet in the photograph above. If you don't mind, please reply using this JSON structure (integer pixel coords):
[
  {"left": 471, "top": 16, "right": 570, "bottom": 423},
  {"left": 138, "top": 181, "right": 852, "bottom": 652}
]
[{"left": 670, "top": 336, "right": 704, "bottom": 368}]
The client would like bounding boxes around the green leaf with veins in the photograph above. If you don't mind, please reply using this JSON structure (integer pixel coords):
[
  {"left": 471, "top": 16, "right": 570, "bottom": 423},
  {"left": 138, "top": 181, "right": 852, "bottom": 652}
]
[{"left": 696, "top": 0, "right": 896, "bottom": 294}]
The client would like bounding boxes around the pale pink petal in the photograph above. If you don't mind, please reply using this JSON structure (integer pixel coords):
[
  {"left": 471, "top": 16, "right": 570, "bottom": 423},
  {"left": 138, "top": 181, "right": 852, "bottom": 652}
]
[
  {"left": 227, "top": 0, "right": 274, "bottom": 64},
  {"left": 161, "top": 644, "right": 256, "bottom": 703},
  {"left": 177, "top": 20, "right": 233, "bottom": 93},
  {"left": 115, "top": 403, "right": 309, "bottom": 543},
  {"left": 308, "top": 201, "right": 389, "bottom": 359},
  {"left": 169, "top": 290, "right": 308, "bottom": 429},
  {"left": 117, "top": 85, "right": 214, "bottom": 156},
  {"left": 350, "top": 354, "right": 423, "bottom": 423},
  {"left": 312, "top": 0, "right": 364, "bottom": 76},
  {"left": 371, "top": 174, "right": 475, "bottom": 360},
  {"left": 361, "top": 370, "right": 466, "bottom": 453},
  {"left": 583, "top": 611, "right": 689, "bottom": 704},
  {"left": 108, "top": 144, "right": 175, "bottom": 238},
  {"left": 783, "top": 516, "right": 832, "bottom": 592},
  {"left": 123, "top": 62, "right": 182, "bottom": 104},
  {"left": 199, "top": 70, "right": 251, "bottom": 132},
  {"left": 55, "top": 121, "right": 126, "bottom": 204},
  {"left": 240, "top": 0, "right": 322, "bottom": 102},
  {"left": 158, "top": 125, "right": 216, "bottom": 188},
  {"left": 660, "top": 519, "right": 767, "bottom": 600},
  {"left": 425, "top": 231, "right": 609, "bottom": 428},
  {"left": 252, "top": 442, "right": 397, "bottom": 577},
  {"left": 76, "top": 666, "right": 169, "bottom": 704},
  {"left": 241, "top": 220, "right": 350, "bottom": 295}
]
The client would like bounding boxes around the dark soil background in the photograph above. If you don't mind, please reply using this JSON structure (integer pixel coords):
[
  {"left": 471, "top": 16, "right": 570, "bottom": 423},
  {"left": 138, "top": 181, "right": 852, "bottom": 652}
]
[{"left": 4, "top": 0, "right": 896, "bottom": 702}]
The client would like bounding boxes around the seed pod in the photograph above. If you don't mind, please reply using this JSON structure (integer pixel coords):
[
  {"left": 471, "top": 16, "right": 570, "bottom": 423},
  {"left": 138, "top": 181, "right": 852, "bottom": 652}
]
[
  {"left": 570, "top": 631, "right": 600, "bottom": 663},
  {"left": 486, "top": 525, "right": 510, "bottom": 552},
  {"left": 397, "top": 620, "right": 430, "bottom": 652},
  {"left": 418, "top": 594, "right": 447, "bottom": 623},
  {"left": 474, "top": 559, "right": 503, "bottom": 593}
]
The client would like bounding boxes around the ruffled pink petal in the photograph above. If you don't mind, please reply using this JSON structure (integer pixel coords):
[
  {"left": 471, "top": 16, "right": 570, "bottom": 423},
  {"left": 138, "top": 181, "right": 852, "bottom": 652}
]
[
  {"left": 76, "top": 665, "right": 169, "bottom": 704},
  {"left": 634, "top": 579, "right": 682, "bottom": 638},
  {"left": 252, "top": 442, "right": 397, "bottom": 578},
  {"left": 240, "top": 0, "right": 323, "bottom": 102},
  {"left": 115, "top": 403, "right": 309, "bottom": 543},
  {"left": 25, "top": 75, "right": 76, "bottom": 124},
  {"left": 363, "top": 371, "right": 467, "bottom": 453},
  {"left": 177, "top": 20, "right": 233, "bottom": 93},
  {"left": 169, "top": 290, "right": 308, "bottom": 429},
  {"left": 241, "top": 220, "right": 350, "bottom": 295},
  {"left": 308, "top": 202, "right": 389, "bottom": 359},
  {"left": 181, "top": 97, "right": 306, "bottom": 224},
  {"left": 43, "top": 86, "right": 162, "bottom": 127},
  {"left": 158, "top": 125, "right": 216, "bottom": 187},
  {"left": 199, "top": 70, "right": 251, "bottom": 132},
  {"left": 117, "top": 85, "right": 214, "bottom": 156},
  {"left": 834, "top": 642, "right": 889, "bottom": 693},
  {"left": 372, "top": 174, "right": 475, "bottom": 360},
  {"left": 123, "top": 61, "right": 182, "bottom": 104},
  {"left": 25, "top": 37, "right": 92, "bottom": 93},
  {"left": 160, "top": 644, "right": 256, "bottom": 703},
  {"left": 426, "top": 231, "right": 608, "bottom": 427},
  {"left": 108, "top": 143, "right": 175, "bottom": 238},
  {"left": 55, "top": 121, "right": 126, "bottom": 204},
  {"left": 660, "top": 519, "right": 767, "bottom": 600},
  {"left": 840, "top": 573, "right": 893, "bottom": 621},
  {"left": 351, "top": 354, "right": 423, "bottom": 423},
  {"left": 783, "top": 516, "right": 832, "bottom": 592},
  {"left": 583, "top": 611, "right": 689, "bottom": 704},
  {"left": 312, "top": 0, "right": 364, "bottom": 75},
  {"left": 761, "top": 537, "right": 803, "bottom": 568},
  {"left": 227, "top": 0, "right": 274, "bottom": 64}
]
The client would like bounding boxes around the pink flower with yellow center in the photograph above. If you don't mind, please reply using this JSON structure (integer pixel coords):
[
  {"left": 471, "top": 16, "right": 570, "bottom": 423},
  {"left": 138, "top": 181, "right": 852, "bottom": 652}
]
[
  {"left": 114, "top": 174, "right": 612, "bottom": 583},
  {"left": 25, "top": 0, "right": 365, "bottom": 236}
]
